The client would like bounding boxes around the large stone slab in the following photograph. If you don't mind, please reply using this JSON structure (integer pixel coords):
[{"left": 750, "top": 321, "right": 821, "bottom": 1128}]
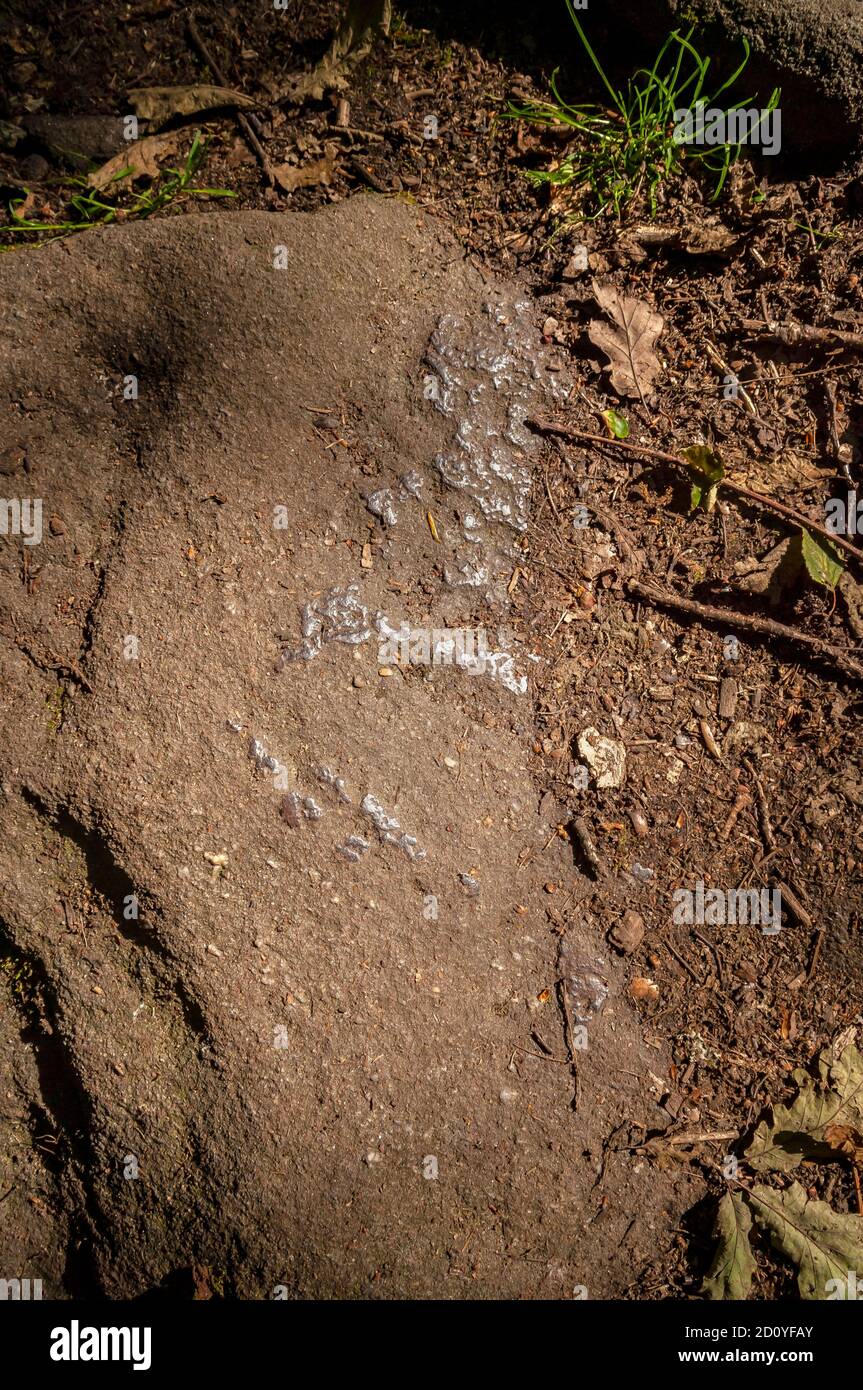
[{"left": 0, "top": 198, "right": 694, "bottom": 1297}]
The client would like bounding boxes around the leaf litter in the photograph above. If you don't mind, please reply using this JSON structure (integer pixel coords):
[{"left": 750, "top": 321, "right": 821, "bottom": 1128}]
[
  {"left": 588, "top": 279, "right": 664, "bottom": 401},
  {"left": 703, "top": 1042, "right": 863, "bottom": 1299}
]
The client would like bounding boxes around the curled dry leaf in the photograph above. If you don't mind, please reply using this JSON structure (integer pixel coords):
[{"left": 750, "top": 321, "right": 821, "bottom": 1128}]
[
  {"left": 87, "top": 132, "right": 181, "bottom": 192},
  {"left": 823, "top": 1124, "right": 863, "bottom": 1164},
  {"left": 632, "top": 222, "right": 739, "bottom": 256},
  {"left": 745, "top": 1043, "right": 863, "bottom": 1172},
  {"left": 128, "top": 85, "right": 257, "bottom": 125},
  {"left": 680, "top": 222, "right": 740, "bottom": 256},
  {"left": 588, "top": 279, "right": 664, "bottom": 400},
  {"left": 280, "top": 0, "right": 392, "bottom": 104},
  {"left": 629, "top": 976, "right": 659, "bottom": 1001},
  {"left": 735, "top": 536, "right": 802, "bottom": 606},
  {"left": 273, "top": 143, "right": 338, "bottom": 193}
]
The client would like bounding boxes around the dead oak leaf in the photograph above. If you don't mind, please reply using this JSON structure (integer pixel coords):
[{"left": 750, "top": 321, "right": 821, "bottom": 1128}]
[
  {"left": 588, "top": 279, "right": 664, "bottom": 400},
  {"left": 273, "top": 143, "right": 338, "bottom": 193},
  {"left": 280, "top": 0, "right": 392, "bottom": 104},
  {"left": 681, "top": 222, "right": 740, "bottom": 256},
  {"left": 87, "top": 132, "right": 181, "bottom": 192},
  {"left": 824, "top": 1124, "right": 863, "bottom": 1164}
]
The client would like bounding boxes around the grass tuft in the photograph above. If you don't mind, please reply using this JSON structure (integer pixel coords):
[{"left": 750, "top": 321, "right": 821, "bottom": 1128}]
[
  {"left": 1, "top": 131, "right": 236, "bottom": 252},
  {"left": 506, "top": 1, "right": 779, "bottom": 220}
]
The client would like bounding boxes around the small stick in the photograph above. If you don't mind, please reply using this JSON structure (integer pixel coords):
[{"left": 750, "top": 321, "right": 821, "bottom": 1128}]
[
  {"left": 627, "top": 579, "right": 863, "bottom": 684},
  {"left": 740, "top": 317, "right": 863, "bottom": 352},
  {"left": 528, "top": 421, "right": 863, "bottom": 566},
  {"left": 666, "top": 1129, "right": 739, "bottom": 1145},
  {"left": 747, "top": 764, "right": 776, "bottom": 854},
  {"left": 704, "top": 339, "right": 757, "bottom": 416},
  {"left": 825, "top": 379, "right": 855, "bottom": 486},
  {"left": 570, "top": 816, "right": 603, "bottom": 879},
  {"left": 348, "top": 156, "right": 389, "bottom": 192},
  {"left": 662, "top": 933, "right": 701, "bottom": 982},
  {"left": 692, "top": 928, "right": 723, "bottom": 987},
  {"left": 720, "top": 786, "right": 751, "bottom": 840},
  {"left": 775, "top": 880, "right": 813, "bottom": 931},
  {"left": 187, "top": 13, "right": 274, "bottom": 186},
  {"left": 805, "top": 922, "right": 826, "bottom": 983}
]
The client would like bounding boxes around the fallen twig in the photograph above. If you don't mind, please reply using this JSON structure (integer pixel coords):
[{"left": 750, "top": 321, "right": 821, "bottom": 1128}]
[
  {"left": 720, "top": 786, "right": 751, "bottom": 840},
  {"left": 747, "top": 763, "right": 777, "bottom": 854},
  {"left": 570, "top": 816, "right": 604, "bottom": 879},
  {"left": 824, "top": 379, "right": 854, "bottom": 486},
  {"left": 528, "top": 421, "right": 863, "bottom": 567},
  {"left": 704, "top": 339, "right": 757, "bottom": 416},
  {"left": 347, "top": 155, "right": 389, "bottom": 192},
  {"left": 665, "top": 1129, "right": 739, "bottom": 1146},
  {"left": 626, "top": 579, "right": 863, "bottom": 683},
  {"left": 662, "top": 932, "right": 701, "bottom": 982},
  {"left": 740, "top": 317, "right": 863, "bottom": 352},
  {"left": 777, "top": 880, "right": 814, "bottom": 932},
  {"left": 187, "top": 13, "right": 274, "bottom": 186}
]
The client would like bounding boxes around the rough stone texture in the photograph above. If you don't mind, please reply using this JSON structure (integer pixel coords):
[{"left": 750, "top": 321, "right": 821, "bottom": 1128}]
[{"left": 0, "top": 198, "right": 695, "bottom": 1298}]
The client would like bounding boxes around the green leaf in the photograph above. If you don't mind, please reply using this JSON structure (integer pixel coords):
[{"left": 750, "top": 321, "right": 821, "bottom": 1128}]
[
  {"left": 800, "top": 528, "right": 844, "bottom": 589},
  {"left": 746, "top": 1043, "right": 863, "bottom": 1173},
  {"left": 682, "top": 443, "right": 725, "bottom": 483},
  {"left": 702, "top": 1191, "right": 757, "bottom": 1300},
  {"left": 691, "top": 480, "right": 720, "bottom": 512},
  {"left": 684, "top": 445, "right": 724, "bottom": 512},
  {"left": 749, "top": 1181, "right": 863, "bottom": 1299},
  {"left": 602, "top": 408, "right": 629, "bottom": 439}
]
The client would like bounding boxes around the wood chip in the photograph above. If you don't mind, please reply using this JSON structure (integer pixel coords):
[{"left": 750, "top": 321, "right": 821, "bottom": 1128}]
[{"left": 718, "top": 677, "right": 738, "bottom": 720}]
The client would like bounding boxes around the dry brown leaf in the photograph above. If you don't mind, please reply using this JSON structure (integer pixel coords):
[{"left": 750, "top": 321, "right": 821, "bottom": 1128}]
[
  {"left": 10, "top": 189, "right": 38, "bottom": 221},
  {"left": 588, "top": 279, "right": 664, "bottom": 400},
  {"left": 735, "top": 537, "right": 802, "bottom": 606},
  {"left": 680, "top": 223, "right": 740, "bottom": 256},
  {"left": 273, "top": 143, "right": 337, "bottom": 193},
  {"left": 823, "top": 1124, "right": 863, "bottom": 1164},
  {"left": 280, "top": 0, "right": 391, "bottom": 104},
  {"left": 87, "top": 132, "right": 181, "bottom": 192},
  {"left": 128, "top": 85, "right": 257, "bottom": 125}
]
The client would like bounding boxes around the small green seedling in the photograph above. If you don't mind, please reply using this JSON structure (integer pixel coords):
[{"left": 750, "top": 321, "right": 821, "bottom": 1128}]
[{"left": 2, "top": 131, "right": 236, "bottom": 251}]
